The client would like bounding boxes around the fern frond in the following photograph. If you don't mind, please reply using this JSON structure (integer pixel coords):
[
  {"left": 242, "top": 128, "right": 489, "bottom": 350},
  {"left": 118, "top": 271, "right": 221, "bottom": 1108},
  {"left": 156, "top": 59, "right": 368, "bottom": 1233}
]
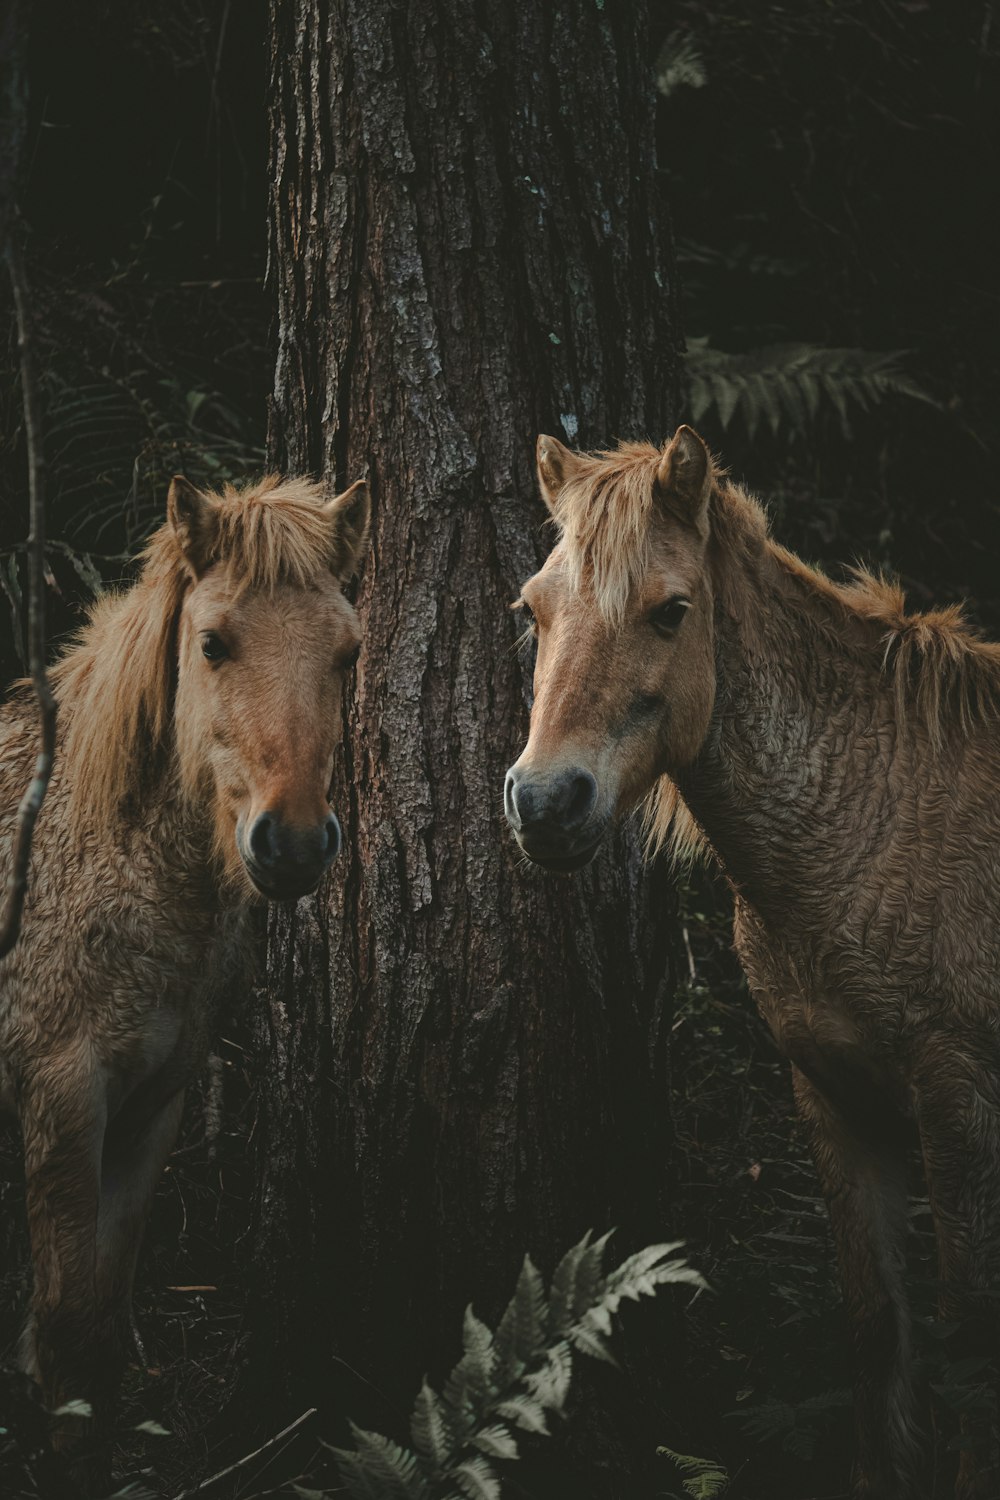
[
  {"left": 566, "top": 1229, "right": 615, "bottom": 1325},
  {"left": 334, "top": 1231, "right": 704, "bottom": 1499},
  {"left": 686, "top": 340, "right": 938, "bottom": 440},
  {"left": 338, "top": 1424, "right": 428, "bottom": 1498},
  {"left": 470, "top": 1424, "right": 519, "bottom": 1461},
  {"left": 547, "top": 1231, "right": 591, "bottom": 1334},
  {"left": 604, "top": 1242, "right": 707, "bottom": 1308},
  {"left": 411, "top": 1380, "right": 455, "bottom": 1475},
  {"left": 492, "top": 1255, "right": 547, "bottom": 1383},
  {"left": 493, "top": 1392, "right": 550, "bottom": 1434},
  {"left": 329, "top": 1445, "right": 393, "bottom": 1500},
  {"left": 443, "top": 1454, "right": 501, "bottom": 1500},
  {"left": 521, "top": 1340, "right": 573, "bottom": 1410},
  {"left": 461, "top": 1306, "right": 496, "bottom": 1380},
  {"left": 440, "top": 1304, "right": 496, "bottom": 1430},
  {"left": 657, "top": 1445, "right": 730, "bottom": 1499}
]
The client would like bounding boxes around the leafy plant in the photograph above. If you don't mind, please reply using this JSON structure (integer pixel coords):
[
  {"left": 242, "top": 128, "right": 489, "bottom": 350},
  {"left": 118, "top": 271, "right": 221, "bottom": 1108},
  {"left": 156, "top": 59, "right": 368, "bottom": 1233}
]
[
  {"left": 330, "top": 1231, "right": 705, "bottom": 1500},
  {"left": 44, "top": 370, "right": 263, "bottom": 551},
  {"left": 728, "top": 1389, "right": 851, "bottom": 1461},
  {"left": 686, "top": 340, "right": 937, "bottom": 441},
  {"left": 656, "top": 1444, "right": 729, "bottom": 1499}
]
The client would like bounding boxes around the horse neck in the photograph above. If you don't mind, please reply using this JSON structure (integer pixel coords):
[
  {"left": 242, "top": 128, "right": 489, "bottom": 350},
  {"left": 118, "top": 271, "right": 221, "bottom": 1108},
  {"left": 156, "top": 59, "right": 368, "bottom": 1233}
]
[{"left": 678, "top": 533, "right": 897, "bottom": 914}]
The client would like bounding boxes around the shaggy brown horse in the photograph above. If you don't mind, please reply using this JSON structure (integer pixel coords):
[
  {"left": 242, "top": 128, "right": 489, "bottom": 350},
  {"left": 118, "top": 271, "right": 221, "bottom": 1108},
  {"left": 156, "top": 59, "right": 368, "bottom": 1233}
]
[
  {"left": 505, "top": 426, "right": 1000, "bottom": 1500},
  {"left": 0, "top": 472, "right": 369, "bottom": 1447}
]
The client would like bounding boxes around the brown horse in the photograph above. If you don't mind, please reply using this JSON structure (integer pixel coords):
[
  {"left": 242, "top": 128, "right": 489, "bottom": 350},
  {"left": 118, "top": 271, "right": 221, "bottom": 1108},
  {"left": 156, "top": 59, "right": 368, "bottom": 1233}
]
[
  {"left": 505, "top": 426, "right": 1000, "bottom": 1500},
  {"left": 0, "top": 473, "right": 369, "bottom": 1446}
]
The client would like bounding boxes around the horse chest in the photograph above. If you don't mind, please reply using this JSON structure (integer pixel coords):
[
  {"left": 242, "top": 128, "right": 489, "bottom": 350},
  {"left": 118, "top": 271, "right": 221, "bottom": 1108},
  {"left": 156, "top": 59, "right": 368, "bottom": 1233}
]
[
  {"left": 90, "top": 905, "right": 247, "bottom": 1065},
  {"left": 733, "top": 898, "right": 908, "bottom": 1109}
]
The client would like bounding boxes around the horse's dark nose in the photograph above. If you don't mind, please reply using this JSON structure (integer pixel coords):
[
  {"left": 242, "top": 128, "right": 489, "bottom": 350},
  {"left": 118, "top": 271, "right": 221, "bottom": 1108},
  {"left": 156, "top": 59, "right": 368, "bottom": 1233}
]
[
  {"left": 243, "top": 810, "right": 341, "bottom": 898},
  {"left": 504, "top": 765, "right": 598, "bottom": 836}
]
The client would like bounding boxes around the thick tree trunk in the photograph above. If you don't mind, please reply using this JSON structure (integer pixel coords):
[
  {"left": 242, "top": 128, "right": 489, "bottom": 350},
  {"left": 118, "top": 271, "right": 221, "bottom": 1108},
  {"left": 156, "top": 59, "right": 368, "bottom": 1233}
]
[{"left": 254, "top": 0, "right": 683, "bottom": 1442}]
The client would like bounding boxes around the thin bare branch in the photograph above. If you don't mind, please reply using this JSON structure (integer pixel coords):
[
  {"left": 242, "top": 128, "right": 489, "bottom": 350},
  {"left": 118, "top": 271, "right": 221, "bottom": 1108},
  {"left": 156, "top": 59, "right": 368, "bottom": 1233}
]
[
  {"left": 0, "top": 223, "right": 57, "bottom": 959},
  {"left": 171, "top": 1407, "right": 317, "bottom": 1498}
]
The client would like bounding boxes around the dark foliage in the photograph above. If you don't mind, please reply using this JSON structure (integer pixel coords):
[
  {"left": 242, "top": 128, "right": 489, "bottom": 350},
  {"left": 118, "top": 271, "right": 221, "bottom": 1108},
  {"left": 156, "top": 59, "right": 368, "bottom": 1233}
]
[{"left": 1, "top": 2, "right": 998, "bottom": 1497}]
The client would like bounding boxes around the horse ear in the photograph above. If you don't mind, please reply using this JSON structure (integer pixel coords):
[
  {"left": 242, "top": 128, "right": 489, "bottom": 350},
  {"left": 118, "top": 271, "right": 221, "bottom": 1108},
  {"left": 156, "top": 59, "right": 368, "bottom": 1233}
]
[
  {"left": 655, "top": 426, "right": 712, "bottom": 532},
  {"left": 536, "top": 434, "right": 580, "bottom": 515},
  {"left": 324, "top": 478, "right": 371, "bottom": 582},
  {"left": 167, "top": 476, "right": 218, "bottom": 575}
]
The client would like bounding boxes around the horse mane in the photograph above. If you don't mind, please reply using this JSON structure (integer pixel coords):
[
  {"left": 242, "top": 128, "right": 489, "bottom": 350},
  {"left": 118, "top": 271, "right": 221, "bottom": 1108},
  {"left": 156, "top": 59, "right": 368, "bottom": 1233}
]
[
  {"left": 551, "top": 440, "right": 1000, "bottom": 864},
  {"left": 51, "top": 475, "right": 333, "bottom": 835}
]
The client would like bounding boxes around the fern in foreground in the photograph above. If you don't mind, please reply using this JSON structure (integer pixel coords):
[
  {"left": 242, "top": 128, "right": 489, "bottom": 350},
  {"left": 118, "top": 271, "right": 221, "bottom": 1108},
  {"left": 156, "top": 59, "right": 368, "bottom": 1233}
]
[
  {"left": 330, "top": 1231, "right": 705, "bottom": 1500},
  {"left": 657, "top": 1444, "right": 729, "bottom": 1499}
]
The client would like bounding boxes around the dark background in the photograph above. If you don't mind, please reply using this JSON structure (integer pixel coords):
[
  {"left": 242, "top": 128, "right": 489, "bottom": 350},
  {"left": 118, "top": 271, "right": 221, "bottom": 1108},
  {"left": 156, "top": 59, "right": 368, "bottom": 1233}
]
[{"left": 2, "top": 2, "right": 998, "bottom": 1496}]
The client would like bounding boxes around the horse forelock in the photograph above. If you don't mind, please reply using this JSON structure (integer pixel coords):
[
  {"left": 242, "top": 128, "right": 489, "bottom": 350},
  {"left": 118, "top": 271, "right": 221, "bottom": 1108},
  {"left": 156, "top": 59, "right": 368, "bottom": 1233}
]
[
  {"left": 208, "top": 475, "right": 336, "bottom": 593},
  {"left": 50, "top": 475, "right": 337, "bottom": 838},
  {"left": 552, "top": 442, "right": 662, "bottom": 626}
]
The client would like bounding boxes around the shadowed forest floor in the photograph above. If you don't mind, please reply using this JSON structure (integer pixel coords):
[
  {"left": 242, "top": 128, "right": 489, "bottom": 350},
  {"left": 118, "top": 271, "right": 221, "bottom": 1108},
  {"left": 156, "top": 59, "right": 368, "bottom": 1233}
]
[{"left": 0, "top": 894, "right": 966, "bottom": 1498}]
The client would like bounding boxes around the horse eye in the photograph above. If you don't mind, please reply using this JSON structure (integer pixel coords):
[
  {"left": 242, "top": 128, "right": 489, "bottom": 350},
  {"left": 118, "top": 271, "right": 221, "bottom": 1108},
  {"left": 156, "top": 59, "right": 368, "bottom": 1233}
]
[
  {"left": 201, "top": 632, "right": 228, "bottom": 663},
  {"left": 520, "top": 601, "right": 538, "bottom": 636},
  {"left": 652, "top": 597, "right": 690, "bottom": 635}
]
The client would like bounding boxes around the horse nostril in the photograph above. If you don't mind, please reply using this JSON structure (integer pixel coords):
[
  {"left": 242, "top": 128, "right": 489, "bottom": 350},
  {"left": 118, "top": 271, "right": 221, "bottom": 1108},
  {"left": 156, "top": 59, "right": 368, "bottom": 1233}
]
[
  {"left": 248, "top": 813, "right": 277, "bottom": 866},
  {"left": 504, "top": 770, "right": 522, "bottom": 830},
  {"left": 324, "top": 814, "right": 342, "bottom": 864},
  {"left": 563, "top": 771, "right": 598, "bottom": 830}
]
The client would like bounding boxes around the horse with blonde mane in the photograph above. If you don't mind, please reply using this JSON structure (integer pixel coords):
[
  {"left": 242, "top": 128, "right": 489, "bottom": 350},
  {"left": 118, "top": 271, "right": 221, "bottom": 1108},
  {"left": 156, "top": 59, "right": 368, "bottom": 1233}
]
[
  {"left": 505, "top": 426, "right": 1000, "bottom": 1500},
  {"left": 0, "top": 472, "right": 369, "bottom": 1461}
]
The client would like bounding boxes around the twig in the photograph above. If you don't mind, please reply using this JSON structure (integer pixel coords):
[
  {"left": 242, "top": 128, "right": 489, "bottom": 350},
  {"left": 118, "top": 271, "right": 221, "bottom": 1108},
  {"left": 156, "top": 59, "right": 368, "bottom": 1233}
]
[
  {"left": 681, "top": 921, "right": 697, "bottom": 984},
  {"left": 171, "top": 1407, "right": 317, "bottom": 1498},
  {"left": 0, "top": 222, "right": 57, "bottom": 960}
]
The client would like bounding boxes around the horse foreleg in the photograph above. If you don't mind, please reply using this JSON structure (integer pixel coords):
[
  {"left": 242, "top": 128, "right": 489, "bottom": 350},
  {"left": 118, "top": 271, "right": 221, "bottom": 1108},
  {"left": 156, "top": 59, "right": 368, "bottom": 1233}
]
[
  {"left": 20, "top": 1064, "right": 108, "bottom": 1433},
  {"left": 914, "top": 1052, "right": 1000, "bottom": 1500},
  {"left": 793, "top": 1066, "right": 924, "bottom": 1500},
  {"left": 97, "top": 1086, "right": 186, "bottom": 1368}
]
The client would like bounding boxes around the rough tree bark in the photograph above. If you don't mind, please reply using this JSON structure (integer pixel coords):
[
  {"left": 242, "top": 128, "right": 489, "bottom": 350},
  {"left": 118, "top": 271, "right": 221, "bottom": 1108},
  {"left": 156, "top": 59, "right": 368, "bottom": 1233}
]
[{"left": 254, "top": 0, "right": 684, "bottom": 1448}]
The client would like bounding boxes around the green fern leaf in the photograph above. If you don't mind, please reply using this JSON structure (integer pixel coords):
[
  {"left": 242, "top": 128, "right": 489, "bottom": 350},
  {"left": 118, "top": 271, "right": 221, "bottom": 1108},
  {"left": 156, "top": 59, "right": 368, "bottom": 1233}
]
[
  {"left": 684, "top": 340, "right": 937, "bottom": 440},
  {"left": 461, "top": 1305, "right": 496, "bottom": 1381},
  {"left": 604, "top": 1241, "right": 706, "bottom": 1309},
  {"left": 657, "top": 1445, "right": 730, "bottom": 1499},
  {"left": 522, "top": 1340, "right": 574, "bottom": 1412},
  {"left": 566, "top": 1320, "right": 618, "bottom": 1367},
  {"left": 570, "top": 1229, "right": 615, "bottom": 1321},
  {"left": 471, "top": 1423, "right": 520, "bottom": 1460},
  {"left": 494, "top": 1393, "right": 551, "bottom": 1434},
  {"left": 604, "top": 1241, "right": 684, "bottom": 1291},
  {"left": 710, "top": 369, "right": 742, "bottom": 432},
  {"left": 410, "top": 1379, "right": 454, "bottom": 1475},
  {"left": 335, "top": 1423, "right": 427, "bottom": 1499},
  {"left": 328, "top": 1446, "right": 389, "bottom": 1500},
  {"left": 548, "top": 1234, "right": 590, "bottom": 1335},
  {"left": 334, "top": 1232, "right": 703, "bottom": 1497},
  {"left": 438, "top": 1321, "right": 495, "bottom": 1447},
  {"left": 689, "top": 377, "right": 713, "bottom": 426},
  {"left": 445, "top": 1454, "right": 502, "bottom": 1500},
  {"left": 493, "top": 1255, "right": 547, "bottom": 1381}
]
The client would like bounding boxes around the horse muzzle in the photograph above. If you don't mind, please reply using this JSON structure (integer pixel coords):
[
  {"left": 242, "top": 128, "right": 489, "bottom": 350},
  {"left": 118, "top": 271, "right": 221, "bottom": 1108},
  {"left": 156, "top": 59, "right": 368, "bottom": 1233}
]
[
  {"left": 237, "top": 809, "right": 342, "bottom": 901},
  {"left": 503, "top": 764, "right": 607, "bottom": 871}
]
